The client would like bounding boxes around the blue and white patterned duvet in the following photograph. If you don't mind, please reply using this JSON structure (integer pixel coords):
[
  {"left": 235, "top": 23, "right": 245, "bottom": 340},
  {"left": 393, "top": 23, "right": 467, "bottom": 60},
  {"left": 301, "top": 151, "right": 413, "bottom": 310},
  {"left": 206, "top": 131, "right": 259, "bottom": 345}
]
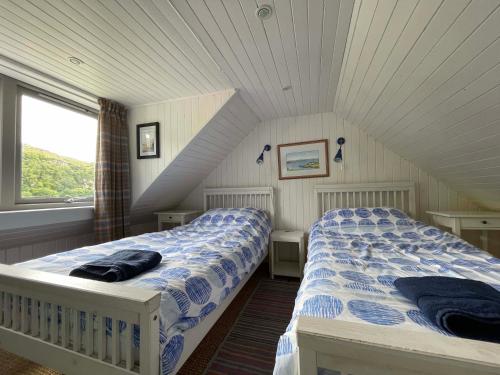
[
  {"left": 274, "top": 207, "right": 500, "bottom": 375},
  {"left": 18, "top": 207, "right": 271, "bottom": 375}
]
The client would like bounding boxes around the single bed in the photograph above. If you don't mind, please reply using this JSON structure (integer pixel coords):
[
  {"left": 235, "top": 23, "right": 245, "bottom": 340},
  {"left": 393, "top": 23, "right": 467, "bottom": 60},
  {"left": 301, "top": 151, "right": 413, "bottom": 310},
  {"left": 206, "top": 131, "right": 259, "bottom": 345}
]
[
  {"left": 274, "top": 182, "right": 500, "bottom": 375},
  {"left": 0, "top": 187, "right": 274, "bottom": 375}
]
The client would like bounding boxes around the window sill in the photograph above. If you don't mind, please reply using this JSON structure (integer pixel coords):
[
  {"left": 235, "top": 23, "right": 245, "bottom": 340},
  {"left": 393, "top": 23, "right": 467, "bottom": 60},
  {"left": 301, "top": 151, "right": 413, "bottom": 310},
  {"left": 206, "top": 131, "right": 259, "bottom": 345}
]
[{"left": 0, "top": 206, "right": 94, "bottom": 231}]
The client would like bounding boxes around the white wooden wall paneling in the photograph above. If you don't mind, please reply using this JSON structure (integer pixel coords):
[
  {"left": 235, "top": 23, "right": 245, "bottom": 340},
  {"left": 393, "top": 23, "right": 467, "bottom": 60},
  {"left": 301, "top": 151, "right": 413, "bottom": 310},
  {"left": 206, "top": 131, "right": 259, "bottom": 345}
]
[
  {"left": 0, "top": 233, "right": 94, "bottom": 265},
  {"left": 129, "top": 90, "right": 234, "bottom": 206},
  {"left": 180, "top": 111, "right": 480, "bottom": 233},
  {"left": 0, "top": 220, "right": 157, "bottom": 265},
  {"left": 131, "top": 91, "right": 260, "bottom": 216}
]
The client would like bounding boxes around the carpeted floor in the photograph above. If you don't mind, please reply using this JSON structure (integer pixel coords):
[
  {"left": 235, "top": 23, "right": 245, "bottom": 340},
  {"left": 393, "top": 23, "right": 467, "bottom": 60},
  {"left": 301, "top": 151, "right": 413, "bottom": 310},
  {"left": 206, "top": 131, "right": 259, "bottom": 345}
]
[
  {"left": 0, "top": 266, "right": 299, "bottom": 375},
  {"left": 0, "top": 349, "right": 61, "bottom": 375}
]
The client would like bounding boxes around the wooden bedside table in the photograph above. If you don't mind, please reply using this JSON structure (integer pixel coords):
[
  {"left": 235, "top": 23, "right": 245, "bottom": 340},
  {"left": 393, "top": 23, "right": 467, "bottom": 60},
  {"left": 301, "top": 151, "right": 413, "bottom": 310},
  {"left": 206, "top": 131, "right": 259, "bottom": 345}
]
[
  {"left": 154, "top": 210, "right": 202, "bottom": 231},
  {"left": 270, "top": 230, "right": 305, "bottom": 280}
]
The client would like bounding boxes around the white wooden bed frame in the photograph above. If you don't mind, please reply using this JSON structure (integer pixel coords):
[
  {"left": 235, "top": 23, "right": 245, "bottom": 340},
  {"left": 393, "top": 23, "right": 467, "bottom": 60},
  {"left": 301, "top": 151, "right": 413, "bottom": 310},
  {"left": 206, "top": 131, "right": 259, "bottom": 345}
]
[
  {"left": 297, "top": 182, "right": 500, "bottom": 375},
  {"left": 0, "top": 187, "right": 275, "bottom": 375}
]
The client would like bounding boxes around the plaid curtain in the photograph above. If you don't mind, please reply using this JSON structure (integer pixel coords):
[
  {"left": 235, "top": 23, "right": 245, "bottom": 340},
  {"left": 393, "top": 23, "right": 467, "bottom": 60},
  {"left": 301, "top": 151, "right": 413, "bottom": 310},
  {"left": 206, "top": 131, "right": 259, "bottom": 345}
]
[{"left": 95, "top": 98, "right": 130, "bottom": 243}]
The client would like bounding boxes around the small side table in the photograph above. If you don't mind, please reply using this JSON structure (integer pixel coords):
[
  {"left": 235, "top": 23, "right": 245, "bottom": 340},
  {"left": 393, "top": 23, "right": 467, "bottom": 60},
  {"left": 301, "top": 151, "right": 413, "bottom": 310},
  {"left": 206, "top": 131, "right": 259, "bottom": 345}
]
[
  {"left": 270, "top": 230, "right": 305, "bottom": 279},
  {"left": 154, "top": 210, "right": 202, "bottom": 231},
  {"left": 427, "top": 211, "right": 500, "bottom": 252}
]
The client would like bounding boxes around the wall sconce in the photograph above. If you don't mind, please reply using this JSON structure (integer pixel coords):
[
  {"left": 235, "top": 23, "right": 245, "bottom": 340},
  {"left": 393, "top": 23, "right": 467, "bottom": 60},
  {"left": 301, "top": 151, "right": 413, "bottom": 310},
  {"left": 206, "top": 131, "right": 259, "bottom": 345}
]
[
  {"left": 334, "top": 137, "right": 345, "bottom": 162},
  {"left": 256, "top": 144, "right": 271, "bottom": 165}
]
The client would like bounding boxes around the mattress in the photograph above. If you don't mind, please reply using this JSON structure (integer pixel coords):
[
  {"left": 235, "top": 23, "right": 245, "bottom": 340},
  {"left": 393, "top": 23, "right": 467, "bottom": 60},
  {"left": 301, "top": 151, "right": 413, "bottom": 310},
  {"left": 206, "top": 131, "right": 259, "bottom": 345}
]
[
  {"left": 273, "top": 207, "right": 500, "bottom": 375},
  {"left": 17, "top": 207, "right": 271, "bottom": 375}
]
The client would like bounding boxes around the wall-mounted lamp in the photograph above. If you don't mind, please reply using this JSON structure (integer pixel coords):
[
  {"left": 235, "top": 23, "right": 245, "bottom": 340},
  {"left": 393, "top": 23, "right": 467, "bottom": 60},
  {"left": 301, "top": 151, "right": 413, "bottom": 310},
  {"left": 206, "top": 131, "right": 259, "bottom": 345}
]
[
  {"left": 256, "top": 144, "right": 272, "bottom": 165},
  {"left": 334, "top": 137, "right": 345, "bottom": 162}
]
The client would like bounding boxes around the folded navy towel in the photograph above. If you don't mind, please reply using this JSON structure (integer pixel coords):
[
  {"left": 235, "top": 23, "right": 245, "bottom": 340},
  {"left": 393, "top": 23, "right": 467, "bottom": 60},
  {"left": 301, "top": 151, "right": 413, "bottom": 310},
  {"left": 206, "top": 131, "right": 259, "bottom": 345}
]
[
  {"left": 394, "top": 276, "right": 500, "bottom": 343},
  {"left": 69, "top": 250, "right": 162, "bottom": 282}
]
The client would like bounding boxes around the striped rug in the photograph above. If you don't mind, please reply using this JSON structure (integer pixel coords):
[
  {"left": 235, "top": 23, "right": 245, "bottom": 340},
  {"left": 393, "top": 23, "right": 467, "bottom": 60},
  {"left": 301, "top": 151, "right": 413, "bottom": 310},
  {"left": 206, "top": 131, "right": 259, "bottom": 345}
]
[{"left": 204, "top": 277, "right": 300, "bottom": 375}]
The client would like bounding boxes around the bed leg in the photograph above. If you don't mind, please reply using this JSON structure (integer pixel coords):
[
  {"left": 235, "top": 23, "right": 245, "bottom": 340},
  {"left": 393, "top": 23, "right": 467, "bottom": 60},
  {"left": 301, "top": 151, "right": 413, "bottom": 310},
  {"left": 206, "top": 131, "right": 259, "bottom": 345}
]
[
  {"left": 139, "top": 308, "right": 160, "bottom": 375},
  {"left": 269, "top": 239, "right": 274, "bottom": 279},
  {"left": 299, "top": 346, "right": 317, "bottom": 375}
]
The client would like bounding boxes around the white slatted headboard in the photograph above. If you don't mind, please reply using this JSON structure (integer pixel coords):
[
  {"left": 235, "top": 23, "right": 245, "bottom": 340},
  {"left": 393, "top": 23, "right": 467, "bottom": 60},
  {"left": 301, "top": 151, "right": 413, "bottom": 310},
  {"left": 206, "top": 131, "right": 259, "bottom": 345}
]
[
  {"left": 203, "top": 187, "right": 275, "bottom": 226},
  {"left": 314, "top": 182, "right": 416, "bottom": 219}
]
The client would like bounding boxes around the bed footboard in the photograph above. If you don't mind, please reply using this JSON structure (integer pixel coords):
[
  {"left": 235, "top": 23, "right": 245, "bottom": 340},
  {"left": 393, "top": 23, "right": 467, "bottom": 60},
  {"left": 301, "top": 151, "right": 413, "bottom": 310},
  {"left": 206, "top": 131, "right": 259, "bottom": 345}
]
[
  {"left": 0, "top": 264, "right": 161, "bottom": 375},
  {"left": 296, "top": 317, "right": 500, "bottom": 375}
]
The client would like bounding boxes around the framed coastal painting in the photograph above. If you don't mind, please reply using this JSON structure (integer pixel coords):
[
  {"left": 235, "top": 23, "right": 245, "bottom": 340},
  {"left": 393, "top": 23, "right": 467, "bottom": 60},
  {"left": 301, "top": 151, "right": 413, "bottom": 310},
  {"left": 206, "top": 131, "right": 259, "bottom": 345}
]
[
  {"left": 137, "top": 122, "right": 160, "bottom": 159},
  {"left": 277, "top": 139, "right": 329, "bottom": 180}
]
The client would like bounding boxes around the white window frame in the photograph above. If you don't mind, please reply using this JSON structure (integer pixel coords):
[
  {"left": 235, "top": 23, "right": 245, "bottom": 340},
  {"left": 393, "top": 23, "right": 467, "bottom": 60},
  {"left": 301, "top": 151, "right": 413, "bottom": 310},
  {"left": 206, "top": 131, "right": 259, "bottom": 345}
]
[{"left": 15, "top": 86, "right": 98, "bottom": 206}]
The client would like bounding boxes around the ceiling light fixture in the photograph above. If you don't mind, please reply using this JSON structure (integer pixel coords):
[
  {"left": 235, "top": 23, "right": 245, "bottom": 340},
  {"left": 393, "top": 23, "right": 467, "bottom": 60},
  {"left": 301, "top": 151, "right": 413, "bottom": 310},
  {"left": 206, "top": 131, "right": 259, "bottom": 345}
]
[
  {"left": 68, "top": 56, "right": 83, "bottom": 65},
  {"left": 256, "top": 4, "right": 273, "bottom": 20}
]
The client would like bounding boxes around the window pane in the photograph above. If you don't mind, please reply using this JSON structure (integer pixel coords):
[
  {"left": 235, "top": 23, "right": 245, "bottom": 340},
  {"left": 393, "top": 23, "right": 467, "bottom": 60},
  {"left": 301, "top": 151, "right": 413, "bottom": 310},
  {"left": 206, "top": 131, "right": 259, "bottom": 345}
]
[{"left": 20, "top": 94, "right": 97, "bottom": 201}]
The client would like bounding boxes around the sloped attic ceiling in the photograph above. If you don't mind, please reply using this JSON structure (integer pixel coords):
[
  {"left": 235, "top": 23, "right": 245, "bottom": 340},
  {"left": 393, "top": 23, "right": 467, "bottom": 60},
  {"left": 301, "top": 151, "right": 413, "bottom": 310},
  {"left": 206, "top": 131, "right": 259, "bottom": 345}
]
[
  {"left": 0, "top": 0, "right": 230, "bottom": 104},
  {"left": 0, "top": 0, "right": 353, "bottom": 120},
  {"left": 170, "top": 0, "right": 354, "bottom": 120},
  {"left": 131, "top": 90, "right": 260, "bottom": 217},
  {"left": 1, "top": 0, "right": 498, "bottom": 209},
  {"left": 334, "top": 0, "right": 500, "bottom": 209}
]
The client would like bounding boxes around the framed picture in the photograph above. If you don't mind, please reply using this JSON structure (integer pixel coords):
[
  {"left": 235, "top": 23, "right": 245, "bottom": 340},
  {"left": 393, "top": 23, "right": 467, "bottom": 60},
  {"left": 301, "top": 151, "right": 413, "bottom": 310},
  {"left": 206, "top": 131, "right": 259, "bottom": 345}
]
[
  {"left": 277, "top": 139, "right": 329, "bottom": 180},
  {"left": 137, "top": 122, "right": 160, "bottom": 159}
]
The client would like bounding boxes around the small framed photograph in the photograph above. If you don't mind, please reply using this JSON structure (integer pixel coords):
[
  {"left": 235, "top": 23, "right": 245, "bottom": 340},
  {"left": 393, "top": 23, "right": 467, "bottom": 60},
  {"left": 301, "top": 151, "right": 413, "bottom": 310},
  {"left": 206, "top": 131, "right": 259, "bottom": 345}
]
[
  {"left": 137, "top": 122, "right": 160, "bottom": 159},
  {"left": 278, "top": 139, "right": 329, "bottom": 180}
]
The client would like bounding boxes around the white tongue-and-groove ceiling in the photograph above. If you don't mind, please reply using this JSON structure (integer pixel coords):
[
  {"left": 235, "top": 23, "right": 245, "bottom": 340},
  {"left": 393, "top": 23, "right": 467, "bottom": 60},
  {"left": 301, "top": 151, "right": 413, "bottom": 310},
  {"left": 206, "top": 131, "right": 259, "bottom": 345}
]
[
  {"left": 169, "top": 0, "right": 354, "bottom": 120},
  {"left": 0, "top": 0, "right": 230, "bottom": 104},
  {"left": 334, "top": 0, "right": 500, "bottom": 208},
  {"left": 0, "top": 0, "right": 499, "bottom": 208}
]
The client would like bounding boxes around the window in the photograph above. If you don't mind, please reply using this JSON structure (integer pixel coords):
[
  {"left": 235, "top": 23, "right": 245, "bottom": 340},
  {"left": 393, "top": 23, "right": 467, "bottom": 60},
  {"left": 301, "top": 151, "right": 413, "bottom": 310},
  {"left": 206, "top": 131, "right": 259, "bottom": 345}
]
[{"left": 17, "top": 88, "right": 98, "bottom": 204}]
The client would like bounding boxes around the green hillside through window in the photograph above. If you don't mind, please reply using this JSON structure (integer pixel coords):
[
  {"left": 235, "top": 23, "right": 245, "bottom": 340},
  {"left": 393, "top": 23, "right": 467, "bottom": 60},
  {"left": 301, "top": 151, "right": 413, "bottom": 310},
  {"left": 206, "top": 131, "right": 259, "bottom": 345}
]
[{"left": 21, "top": 145, "right": 95, "bottom": 200}]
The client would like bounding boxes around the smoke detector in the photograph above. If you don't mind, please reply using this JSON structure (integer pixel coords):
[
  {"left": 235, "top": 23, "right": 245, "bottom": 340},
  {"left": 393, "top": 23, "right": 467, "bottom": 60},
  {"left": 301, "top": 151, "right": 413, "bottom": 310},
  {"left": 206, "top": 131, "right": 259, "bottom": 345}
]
[{"left": 256, "top": 4, "right": 273, "bottom": 20}]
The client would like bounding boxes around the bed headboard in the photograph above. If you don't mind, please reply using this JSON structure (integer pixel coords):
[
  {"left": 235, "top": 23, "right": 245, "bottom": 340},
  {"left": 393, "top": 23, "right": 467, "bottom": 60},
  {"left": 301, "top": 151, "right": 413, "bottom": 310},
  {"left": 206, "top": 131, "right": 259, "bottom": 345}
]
[
  {"left": 203, "top": 187, "right": 275, "bottom": 226},
  {"left": 314, "top": 182, "right": 416, "bottom": 219}
]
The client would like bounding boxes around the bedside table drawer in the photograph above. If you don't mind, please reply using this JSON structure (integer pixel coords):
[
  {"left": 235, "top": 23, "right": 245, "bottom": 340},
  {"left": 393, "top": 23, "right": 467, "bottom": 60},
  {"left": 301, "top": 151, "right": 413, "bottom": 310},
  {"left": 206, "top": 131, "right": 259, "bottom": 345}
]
[
  {"left": 461, "top": 218, "right": 500, "bottom": 229},
  {"left": 158, "top": 214, "right": 184, "bottom": 223}
]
